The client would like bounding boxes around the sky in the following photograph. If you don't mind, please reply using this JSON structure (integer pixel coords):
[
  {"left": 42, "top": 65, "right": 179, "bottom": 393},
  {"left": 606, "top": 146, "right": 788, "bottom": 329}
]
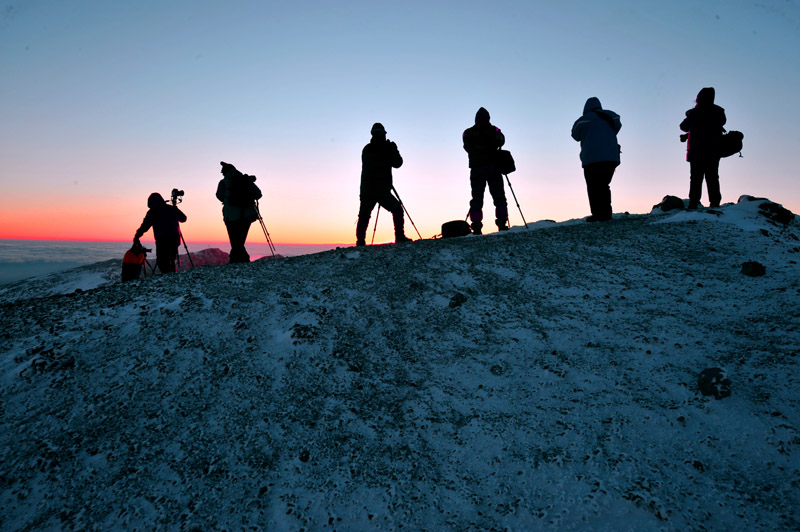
[{"left": 1, "top": 0, "right": 799, "bottom": 245}]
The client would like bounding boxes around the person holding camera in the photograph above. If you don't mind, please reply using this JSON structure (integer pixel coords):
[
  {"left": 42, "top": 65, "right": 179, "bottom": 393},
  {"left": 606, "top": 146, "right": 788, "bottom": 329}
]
[
  {"left": 216, "top": 161, "right": 263, "bottom": 263},
  {"left": 571, "top": 97, "right": 622, "bottom": 222},
  {"left": 355, "top": 123, "right": 411, "bottom": 246},
  {"left": 133, "top": 192, "right": 187, "bottom": 273},
  {"left": 463, "top": 107, "right": 508, "bottom": 234},
  {"left": 680, "top": 87, "right": 727, "bottom": 209}
]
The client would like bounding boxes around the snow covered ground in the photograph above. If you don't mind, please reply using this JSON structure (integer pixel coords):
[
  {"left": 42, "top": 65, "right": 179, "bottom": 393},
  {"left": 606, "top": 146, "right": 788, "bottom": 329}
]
[{"left": 1, "top": 197, "right": 798, "bottom": 531}]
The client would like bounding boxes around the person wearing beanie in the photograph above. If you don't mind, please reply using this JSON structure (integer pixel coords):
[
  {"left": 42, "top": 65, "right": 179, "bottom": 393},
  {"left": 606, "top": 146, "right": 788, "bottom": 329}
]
[
  {"left": 355, "top": 123, "right": 411, "bottom": 246},
  {"left": 680, "top": 87, "right": 727, "bottom": 208},
  {"left": 463, "top": 107, "right": 508, "bottom": 234},
  {"left": 133, "top": 192, "right": 187, "bottom": 273},
  {"left": 216, "top": 161, "right": 263, "bottom": 263},
  {"left": 571, "top": 97, "right": 622, "bottom": 222}
]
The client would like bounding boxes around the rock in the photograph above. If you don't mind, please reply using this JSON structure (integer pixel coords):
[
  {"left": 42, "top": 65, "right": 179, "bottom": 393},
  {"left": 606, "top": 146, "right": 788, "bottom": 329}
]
[
  {"left": 741, "top": 261, "right": 766, "bottom": 277},
  {"left": 449, "top": 293, "right": 468, "bottom": 308},
  {"left": 657, "top": 195, "right": 686, "bottom": 212},
  {"left": 758, "top": 202, "right": 794, "bottom": 227},
  {"left": 697, "top": 367, "right": 731, "bottom": 399}
]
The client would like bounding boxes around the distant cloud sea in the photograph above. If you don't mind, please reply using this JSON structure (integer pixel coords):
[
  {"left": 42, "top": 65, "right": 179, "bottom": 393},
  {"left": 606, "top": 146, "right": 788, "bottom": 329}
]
[{"left": 0, "top": 240, "right": 341, "bottom": 285}]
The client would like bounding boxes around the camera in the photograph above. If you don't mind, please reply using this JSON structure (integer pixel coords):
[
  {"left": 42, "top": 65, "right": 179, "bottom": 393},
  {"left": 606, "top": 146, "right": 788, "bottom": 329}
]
[
  {"left": 170, "top": 188, "right": 185, "bottom": 205},
  {"left": 680, "top": 133, "right": 688, "bottom": 143}
]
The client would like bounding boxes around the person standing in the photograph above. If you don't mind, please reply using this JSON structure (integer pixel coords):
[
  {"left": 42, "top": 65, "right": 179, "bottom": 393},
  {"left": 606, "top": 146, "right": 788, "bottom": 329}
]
[
  {"left": 355, "top": 123, "right": 411, "bottom": 246},
  {"left": 216, "top": 161, "right": 262, "bottom": 263},
  {"left": 571, "top": 97, "right": 622, "bottom": 222},
  {"left": 463, "top": 107, "right": 508, "bottom": 234},
  {"left": 680, "top": 87, "right": 727, "bottom": 209},
  {"left": 133, "top": 192, "right": 187, "bottom": 273}
]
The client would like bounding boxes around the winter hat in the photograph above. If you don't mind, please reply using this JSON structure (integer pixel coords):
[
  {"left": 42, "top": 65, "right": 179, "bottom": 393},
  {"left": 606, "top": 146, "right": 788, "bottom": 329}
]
[
  {"left": 371, "top": 123, "right": 386, "bottom": 135},
  {"left": 475, "top": 107, "right": 490, "bottom": 125},
  {"left": 220, "top": 161, "right": 241, "bottom": 177},
  {"left": 147, "top": 192, "right": 165, "bottom": 209}
]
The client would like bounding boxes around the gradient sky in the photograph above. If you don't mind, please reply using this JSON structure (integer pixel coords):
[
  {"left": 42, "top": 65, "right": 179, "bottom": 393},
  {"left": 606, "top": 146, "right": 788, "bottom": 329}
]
[{"left": 1, "top": 0, "right": 798, "bottom": 245}]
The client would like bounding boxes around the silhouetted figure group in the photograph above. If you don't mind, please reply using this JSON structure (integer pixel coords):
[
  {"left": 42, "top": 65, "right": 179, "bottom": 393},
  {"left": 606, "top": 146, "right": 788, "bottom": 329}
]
[
  {"left": 133, "top": 192, "right": 186, "bottom": 273},
  {"left": 128, "top": 86, "right": 733, "bottom": 277}
]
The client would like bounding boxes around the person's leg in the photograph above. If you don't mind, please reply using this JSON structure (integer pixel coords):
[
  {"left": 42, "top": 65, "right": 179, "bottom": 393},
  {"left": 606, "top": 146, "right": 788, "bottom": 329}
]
[
  {"left": 378, "top": 192, "right": 409, "bottom": 241},
  {"left": 156, "top": 236, "right": 179, "bottom": 272},
  {"left": 469, "top": 168, "right": 488, "bottom": 232},
  {"left": 688, "top": 159, "right": 705, "bottom": 208},
  {"left": 583, "top": 164, "right": 601, "bottom": 218},
  {"left": 596, "top": 162, "right": 616, "bottom": 220},
  {"left": 486, "top": 173, "right": 509, "bottom": 229},
  {"left": 356, "top": 196, "right": 378, "bottom": 245},
  {"left": 705, "top": 158, "right": 721, "bottom": 207}
]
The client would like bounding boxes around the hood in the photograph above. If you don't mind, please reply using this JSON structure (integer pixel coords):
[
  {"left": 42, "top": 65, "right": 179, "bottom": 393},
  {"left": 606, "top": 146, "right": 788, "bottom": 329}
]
[
  {"left": 696, "top": 87, "right": 715, "bottom": 106},
  {"left": 475, "top": 107, "right": 490, "bottom": 125},
  {"left": 147, "top": 192, "right": 165, "bottom": 209},
  {"left": 583, "top": 97, "right": 602, "bottom": 115}
]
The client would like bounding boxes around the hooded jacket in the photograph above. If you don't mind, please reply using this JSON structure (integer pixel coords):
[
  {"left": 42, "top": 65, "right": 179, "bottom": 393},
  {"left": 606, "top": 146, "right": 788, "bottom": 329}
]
[
  {"left": 216, "top": 162, "right": 263, "bottom": 223},
  {"left": 134, "top": 193, "right": 187, "bottom": 241},
  {"left": 680, "top": 87, "right": 726, "bottom": 161},
  {"left": 571, "top": 97, "right": 622, "bottom": 167},
  {"left": 360, "top": 137, "right": 403, "bottom": 196},
  {"left": 463, "top": 107, "right": 505, "bottom": 169}
]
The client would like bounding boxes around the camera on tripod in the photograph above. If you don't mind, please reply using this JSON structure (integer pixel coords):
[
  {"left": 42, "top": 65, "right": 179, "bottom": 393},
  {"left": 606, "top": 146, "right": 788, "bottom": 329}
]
[{"left": 171, "top": 188, "right": 185, "bottom": 204}]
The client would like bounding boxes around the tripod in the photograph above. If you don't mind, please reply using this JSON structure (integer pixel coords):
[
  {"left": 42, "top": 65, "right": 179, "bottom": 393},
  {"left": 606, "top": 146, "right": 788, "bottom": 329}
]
[
  {"left": 504, "top": 173, "right": 528, "bottom": 229},
  {"left": 170, "top": 191, "right": 195, "bottom": 269},
  {"left": 255, "top": 201, "right": 277, "bottom": 257}
]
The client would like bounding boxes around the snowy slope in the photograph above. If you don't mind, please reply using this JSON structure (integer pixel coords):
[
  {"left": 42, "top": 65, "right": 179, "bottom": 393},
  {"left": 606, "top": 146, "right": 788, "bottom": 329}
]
[{"left": 1, "top": 197, "right": 799, "bottom": 531}]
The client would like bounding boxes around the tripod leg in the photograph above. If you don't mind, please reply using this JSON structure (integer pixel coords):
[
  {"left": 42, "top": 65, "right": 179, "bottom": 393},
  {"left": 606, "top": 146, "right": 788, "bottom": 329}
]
[
  {"left": 391, "top": 186, "right": 423, "bottom": 240},
  {"left": 179, "top": 230, "right": 195, "bottom": 268},
  {"left": 371, "top": 207, "right": 380, "bottom": 245},
  {"left": 504, "top": 174, "right": 528, "bottom": 229}
]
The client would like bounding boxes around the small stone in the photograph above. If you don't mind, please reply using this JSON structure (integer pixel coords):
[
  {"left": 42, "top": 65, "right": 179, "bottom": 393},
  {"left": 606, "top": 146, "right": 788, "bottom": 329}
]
[
  {"left": 698, "top": 367, "right": 731, "bottom": 399},
  {"left": 741, "top": 261, "right": 766, "bottom": 277}
]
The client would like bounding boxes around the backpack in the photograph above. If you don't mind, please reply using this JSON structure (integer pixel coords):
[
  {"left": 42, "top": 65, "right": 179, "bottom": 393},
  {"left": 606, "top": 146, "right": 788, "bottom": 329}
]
[
  {"left": 226, "top": 175, "right": 256, "bottom": 207},
  {"left": 720, "top": 130, "right": 744, "bottom": 158},
  {"left": 442, "top": 220, "right": 472, "bottom": 238}
]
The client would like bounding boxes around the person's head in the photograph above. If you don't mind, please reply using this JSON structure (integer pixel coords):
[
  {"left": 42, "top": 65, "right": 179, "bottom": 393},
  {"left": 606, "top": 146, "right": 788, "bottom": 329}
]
[
  {"left": 147, "top": 192, "right": 165, "bottom": 209},
  {"left": 371, "top": 122, "right": 387, "bottom": 141},
  {"left": 583, "top": 97, "right": 602, "bottom": 115},
  {"left": 220, "top": 161, "right": 241, "bottom": 178},
  {"left": 696, "top": 87, "right": 715, "bottom": 106},
  {"left": 475, "top": 107, "right": 490, "bottom": 125}
]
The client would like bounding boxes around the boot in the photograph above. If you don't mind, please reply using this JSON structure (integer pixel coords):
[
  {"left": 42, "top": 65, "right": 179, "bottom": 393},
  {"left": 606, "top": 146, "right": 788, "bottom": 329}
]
[
  {"left": 395, "top": 233, "right": 412, "bottom": 243},
  {"left": 470, "top": 221, "right": 483, "bottom": 235},
  {"left": 496, "top": 218, "right": 509, "bottom": 231},
  {"left": 355, "top": 216, "right": 369, "bottom": 247}
]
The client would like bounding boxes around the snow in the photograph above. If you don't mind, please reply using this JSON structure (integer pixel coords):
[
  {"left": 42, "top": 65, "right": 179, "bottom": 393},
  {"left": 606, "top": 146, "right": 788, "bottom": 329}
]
[{"left": 1, "top": 198, "right": 799, "bottom": 531}]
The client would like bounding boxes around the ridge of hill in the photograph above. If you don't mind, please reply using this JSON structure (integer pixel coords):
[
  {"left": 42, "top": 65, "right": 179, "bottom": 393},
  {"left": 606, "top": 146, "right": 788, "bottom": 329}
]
[{"left": 1, "top": 197, "right": 799, "bottom": 531}]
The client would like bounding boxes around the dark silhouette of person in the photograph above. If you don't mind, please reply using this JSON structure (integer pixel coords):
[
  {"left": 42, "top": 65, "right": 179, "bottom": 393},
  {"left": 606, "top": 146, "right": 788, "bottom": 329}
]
[
  {"left": 133, "top": 192, "right": 186, "bottom": 273},
  {"left": 355, "top": 123, "right": 411, "bottom": 246},
  {"left": 216, "top": 161, "right": 263, "bottom": 263},
  {"left": 571, "top": 97, "right": 621, "bottom": 222},
  {"left": 463, "top": 107, "right": 508, "bottom": 234},
  {"left": 680, "top": 87, "right": 726, "bottom": 209}
]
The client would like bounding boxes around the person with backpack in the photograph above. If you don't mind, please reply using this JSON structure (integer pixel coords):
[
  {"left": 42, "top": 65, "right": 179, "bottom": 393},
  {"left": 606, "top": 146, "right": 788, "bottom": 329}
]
[
  {"left": 571, "top": 97, "right": 622, "bottom": 222},
  {"left": 463, "top": 107, "right": 508, "bottom": 234},
  {"left": 216, "top": 161, "right": 263, "bottom": 263},
  {"left": 680, "top": 87, "right": 727, "bottom": 209},
  {"left": 355, "top": 123, "right": 412, "bottom": 246},
  {"left": 133, "top": 192, "right": 187, "bottom": 273}
]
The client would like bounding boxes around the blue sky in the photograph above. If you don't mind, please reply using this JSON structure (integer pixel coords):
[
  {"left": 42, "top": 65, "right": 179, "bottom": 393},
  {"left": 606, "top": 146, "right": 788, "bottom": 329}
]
[{"left": 1, "top": 0, "right": 798, "bottom": 243}]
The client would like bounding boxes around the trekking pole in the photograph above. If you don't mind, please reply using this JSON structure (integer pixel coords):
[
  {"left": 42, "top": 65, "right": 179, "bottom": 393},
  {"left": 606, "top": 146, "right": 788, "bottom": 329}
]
[
  {"left": 371, "top": 206, "right": 380, "bottom": 245},
  {"left": 503, "top": 174, "right": 528, "bottom": 229},
  {"left": 255, "top": 201, "right": 277, "bottom": 257},
  {"left": 391, "top": 186, "right": 423, "bottom": 240}
]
